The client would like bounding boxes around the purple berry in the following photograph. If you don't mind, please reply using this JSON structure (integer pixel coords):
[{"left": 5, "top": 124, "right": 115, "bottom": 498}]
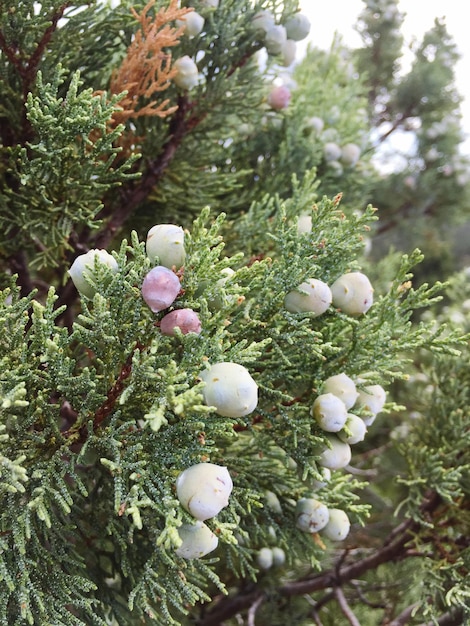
[
  {"left": 141, "top": 266, "right": 181, "bottom": 313},
  {"left": 160, "top": 308, "right": 202, "bottom": 336}
]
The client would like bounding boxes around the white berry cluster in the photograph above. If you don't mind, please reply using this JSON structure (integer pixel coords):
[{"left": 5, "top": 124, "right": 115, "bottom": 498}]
[
  {"left": 252, "top": 10, "right": 310, "bottom": 68},
  {"left": 175, "top": 462, "right": 233, "bottom": 558},
  {"left": 284, "top": 271, "right": 374, "bottom": 317},
  {"left": 291, "top": 375, "right": 387, "bottom": 542},
  {"left": 314, "top": 373, "right": 387, "bottom": 471}
]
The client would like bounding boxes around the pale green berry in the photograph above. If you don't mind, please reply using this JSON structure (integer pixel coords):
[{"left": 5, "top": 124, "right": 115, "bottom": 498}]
[
  {"left": 321, "top": 508, "right": 350, "bottom": 541},
  {"left": 295, "top": 497, "right": 330, "bottom": 533},
  {"left": 323, "top": 373, "right": 358, "bottom": 410},
  {"left": 173, "top": 55, "right": 199, "bottom": 90},
  {"left": 176, "top": 462, "right": 233, "bottom": 520},
  {"left": 257, "top": 547, "right": 274, "bottom": 570},
  {"left": 69, "top": 249, "right": 118, "bottom": 299},
  {"left": 307, "top": 116, "right": 324, "bottom": 133},
  {"left": 175, "top": 521, "right": 218, "bottom": 558},
  {"left": 331, "top": 271, "right": 374, "bottom": 316},
  {"left": 338, "top": 413, "right": 367, "bottom": 444},
  {"left": 284, "top": 13, "right": 311, "bottom": 41},
  {"left": 265, "top": 24, "right": 287, "bottom": 55},
  {"left": 264, "top": 490, "right": 282, "bottom": 514},
  {"left": 284, "top": 278, "right": 332, "bottom": 316},
  {"left": 312, "top": 393, "right": 348, "bottom": 432},
  {"left": 201, "top": 362, "right": 258, "bottom": 418},
  {"left": 323, "top": 142, "right": 342, "bottom": 162},
  {"left": 146, "top": 224, "right": 185, "bottom": 269},
  {"left": 319, "top": 435, "right": 351, "bottom": 470},
  {"left": 271, "top": 546, "right": 286, "bottom": 567},
  {"left": 340, "top": 143, "right": 361, "bottom": 167}
]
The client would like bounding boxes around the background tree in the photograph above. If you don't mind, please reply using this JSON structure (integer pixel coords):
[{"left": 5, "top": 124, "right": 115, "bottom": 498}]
[{"left": 0, "top": 1, "right": 469, "bottom": 625}]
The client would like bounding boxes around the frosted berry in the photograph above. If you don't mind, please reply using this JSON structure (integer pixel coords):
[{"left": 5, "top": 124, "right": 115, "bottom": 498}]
[
  {"left": 141, "top": 266, "right": 181, "bottom": 313},
  {"left": 357, "top": 384, "right": 386, "bottom": 422},
  {"left": 176, "top": 462, "right": 233, "bottom": 521},
  {"left": 267, "top": 85, "right": 291, "bottom": 110},
  {"left": 257, "top": 547, "right": 274, "bottom": 570},
  {"left": 69, "top": 249, "right": 118, "bottom": 299},
  {"left": 307, "top": 116, "right": 324, "bottom": 133},
  {"left": 173, "top": 55, "right": 199, "bottom": 90},
  {"left": 323, "top": 373, "right": 358, "bottom": 410},
  {"left": 295, "top": 498, "right": 330, "bottom": 533},
  {"left": 323, "top": 142, "right": 342, "bottom": 162},
  {"left": 175, "top": 521, "right": 218, "bottom": 558},
  {"left": 340, "top": 143, "right": 361, "bottom": 167},
  {"left": 201, "top": 362, "right": 258, "bottom": 418},
  {"left": 284, "top": 278, "right": 332, "bottom": 316},
  {"left": 271, "top": 546, "right": 286, "bottom": 567},
  {"left": 280, "top": 39, "right": 297, "bottom": 66},
  {"left": 265, "top": 24, "right": 287, "bottom": 55},
  {"left": 321, "top": 508, "right": 350, "bottom": 541},
  {"left": 251, "top": 9, "right": 275, "bottom": 34},
  {"left": 311, "top": 466, "right": 331, "bottom": 490},
  {"left": 160, "top": 308, "right": 202, "bottom": 336},
  {"left": 338, "top": 413, "right": 367, "bottom": 444},
  {"left": 331, "top": 271, "right": 374, "bottom": 316},
  {"left": 146, "top": 224, "right": 186, "bottom": 269},
  {"left": 319, "top": 435, "right": 351, "bottom": 470},
  {"left": 312, "top": 393, "right": 348, "bottom": 432},
  {"left": 176, "top": 11, "right": 205, "bottom": 37},
  {"left": 284, "top": 13, "right": 311, "bottom": 41}
]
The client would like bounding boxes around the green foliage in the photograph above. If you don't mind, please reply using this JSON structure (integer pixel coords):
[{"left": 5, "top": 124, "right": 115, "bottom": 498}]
[{"left": 0, "top": 0, "right": 470, "bottom": 624}]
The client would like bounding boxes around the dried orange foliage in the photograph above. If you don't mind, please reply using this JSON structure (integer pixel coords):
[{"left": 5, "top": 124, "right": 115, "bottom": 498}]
[{"left": 110, "top": 0, "right": 190, "bottom": 124}]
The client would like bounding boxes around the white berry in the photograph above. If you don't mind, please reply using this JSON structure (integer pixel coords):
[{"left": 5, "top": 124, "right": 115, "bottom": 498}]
[
  {"left": 272, "top": 546, "right": 286, "bottom": 567},
  {"left": 201, "top": 362, "right": 258, "bottom": 418},
  {"left": 69, "top": 249, "right": 118, "bottom": 299},
  {"left": 331, "top": 271, "right": 374, "bottom": 316},
  {"left": 284, "top": 13, "right": 311, "bottom": 41},
  {"left": 338, "top": 413, "right": 367, "bottom": 444},
  {"left": 321, "top": 508, "right": 350, "bottom": 541},
  {"left": 341, "top": 143, "right": 361, "bottom": 167},
  {"left": 284, "top": 278, "right": 332, "bottom": 316},
  {"left": 264, "top": 24, "right": 287, "bottom": 55},
  {"left": 323, "top": 142, "right": 342, "bottom": 162},
  {"left": 357, "top": 384, "right": 387, "bottom": 418},
  {"left": 319, "top": 435, "right": 351, "bottom": 470},
  {"left": 323, "top": 373, "right": 358, "bottom": 410},
  {"left": 295, "top": 498, "right": 330, "bottom": 533},
  {"left": 146, "top": 224, "right": 186, "bottom": 269},
  {"left": 256, "top": 547, "right": 274, "bottom": 570},
  {"left": 312, "top": 393, "right": 348, "bottom": 432},
  {"left": 176, "top": 11, "right": 205, "bottom": 37},
  {"left": 176, "top": 462, "right": 233, "bottom": 521},
  {"left": 173, "top": 55, "right": 199, "bottom": 90},
  {"left": 175, "top": 521, "right": 218, "bottom": 558}
]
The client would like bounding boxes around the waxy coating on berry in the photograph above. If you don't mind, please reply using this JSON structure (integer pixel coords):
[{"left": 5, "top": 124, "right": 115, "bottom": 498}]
[
  {"left": 141, "top": 266, "right": 181, "bottom": 313},
  {"left": 173, "top": 55, "right": 199, "bottom": 90},
  {"left": 284, "top": 278, "right": 332, "bottom": 316},
  {"left": 146, "top": 223, "right": 186, "bottom": 269},
  {"left": 295, "top": 498, "right": 330, "bottom": 533},
  {"left": 321, "top": 508, "right": 351, "bottom": 541},
  {"left": 312, "top": 393, "right": 348, "bottom": 432},
  {"left": 176, "top": 462, "right": 233, "bottom": 521},
  {"left": 331, "top": 271, "right": 374, "bottom": 316},
  {"left": 323, "top": 373, "right": 358, "bottom": 410},
  {"left": 68, "top": 249, "right": 118, "bottom": 299},
  {"left": 319, "top": 435, "right": 352, "bottom": 470},
  {"left": 201, "top": 362, "right": 258, "bottom": 418},
  {"left": 175, "top": 521, "right": 218, "bottom": 559},
  {"left": 160, "top": 308, "right": 202, "bottom": 336},
  {"left": 338, "top": 413, "right": 367, "bottom": 444}
]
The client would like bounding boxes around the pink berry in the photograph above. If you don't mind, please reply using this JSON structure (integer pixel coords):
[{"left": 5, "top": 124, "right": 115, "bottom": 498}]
[
  {"left": 141, "top": 266, "right": 181, "bottom": 313},
  {"left": 160, "top": 308, "right": 202, "bottom": 336},
  {"left": 267, "top": 85, "right": 291, "bottom": 110}
]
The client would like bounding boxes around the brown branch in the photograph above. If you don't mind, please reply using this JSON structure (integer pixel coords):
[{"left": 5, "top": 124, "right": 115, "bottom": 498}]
[{"left": 334, "top": 586, "right": 361, "bottom": 626}]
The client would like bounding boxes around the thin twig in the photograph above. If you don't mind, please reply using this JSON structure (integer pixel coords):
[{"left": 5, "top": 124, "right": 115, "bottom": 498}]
[
  {"left": 334, "top": 586, "right": 361, "bottom": 626},
  {"left": 389, "top": 602, "right": 420, "bottom": 625},
  {"left": 247, "top": 594, "right": 264, "bottom": 626}
]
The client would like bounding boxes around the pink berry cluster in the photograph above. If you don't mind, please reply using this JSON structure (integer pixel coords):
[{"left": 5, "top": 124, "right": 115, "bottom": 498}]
[{"left": 141, "top": 224, "right": 202, "bottom": 336}]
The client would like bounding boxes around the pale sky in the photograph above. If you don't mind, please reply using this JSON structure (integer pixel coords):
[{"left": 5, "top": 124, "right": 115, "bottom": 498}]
[{"left": 298, "top": 0, "right": 470, "bottom": 155}]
